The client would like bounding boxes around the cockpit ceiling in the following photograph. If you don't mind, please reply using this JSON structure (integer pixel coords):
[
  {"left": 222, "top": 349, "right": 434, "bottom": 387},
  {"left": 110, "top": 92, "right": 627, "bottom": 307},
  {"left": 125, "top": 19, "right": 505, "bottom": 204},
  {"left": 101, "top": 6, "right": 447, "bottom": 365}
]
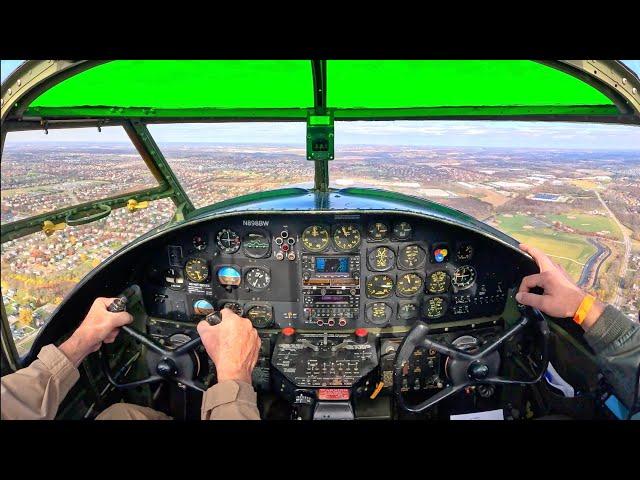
[{"left": 18, "top": 60, "right": 630, "bottom": 120}]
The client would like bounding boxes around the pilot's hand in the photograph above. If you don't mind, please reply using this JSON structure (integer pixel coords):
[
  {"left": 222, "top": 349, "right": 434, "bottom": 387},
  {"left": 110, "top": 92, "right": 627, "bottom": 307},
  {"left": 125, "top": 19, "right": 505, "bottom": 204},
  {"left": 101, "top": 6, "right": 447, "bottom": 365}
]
[
  {"left": 197, "top": 308, "right": 261, "bottom": 384},
  {"left": 516, "top": 244, "right": 604, "bottom": 329},
  {"left": 59, "top": 297, "right": 133, "bottom": 367}
]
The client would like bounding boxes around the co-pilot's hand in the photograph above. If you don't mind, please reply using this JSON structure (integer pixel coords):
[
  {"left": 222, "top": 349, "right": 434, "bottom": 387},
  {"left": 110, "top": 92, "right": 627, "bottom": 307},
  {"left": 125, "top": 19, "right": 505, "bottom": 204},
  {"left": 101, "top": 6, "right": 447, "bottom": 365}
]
[
  {"left": 197, "top": 308, "right": 261, "bottom": 384},
  {"left": 60, "top": 297, "right": 133, "bottom": 366},
  {"left": 516, "top": 244, "right": 603, "bottom": 329}
]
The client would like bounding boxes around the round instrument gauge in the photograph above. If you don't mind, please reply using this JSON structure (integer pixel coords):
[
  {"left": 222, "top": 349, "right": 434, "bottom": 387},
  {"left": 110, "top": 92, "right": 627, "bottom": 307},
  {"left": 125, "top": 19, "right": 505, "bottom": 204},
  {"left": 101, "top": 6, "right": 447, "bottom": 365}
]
[
  {"left": 367, "top": 246, "right": 395, "bottom": 271},
  {"left": 424, "top": 296, "right": 448, "bottom": 319},
  {"left": 216, "top": 229, "right": 241, "bottom": 254},
  {"left": 245, "top": 267, "right": 271, "bottom": 290},
  {"left": 427, "top": 270, "right": 451, "bottom": 294},
  {"left": 243, "top": 231, "right": 271, "bottom": 258},
  {"left": 366, "top": 274, "right": 394, "bottom": 299},
  {"left": 452, "top": 265, "right": 477, "bottom": 290},
  {"left": 398, "top": 303, "right": 419, "bottom": 321},
  {"left": 397, "top": 272, "right": 423, "bottom": 297},
  {"left": 366, "top": 302, "right": 393, "bottom": 326},
  {"left": 246, "top": 305, "right": 273, "bottom": 328},
  {"left": 165, "top": 268, "right": 184, "bottom": 290},
  {"left": 185, "top": 258, "right": 209, "bottom": 283},
  {"left": 222, "top": 302, "right": 243, "bottom": 316},
  {"left": 367, "top": 222, "right": 389, "bottom": 241},
  {"left": 456, "top": 243, "right": 474, "bottom": 261},
  {"left": 192, "top": 234, "right": 207, "bottom": 251},
  {"left": 393, "top": 221, "right": 413, "bottom": 241},
  {"left": 193, "top": 299, "right": 215, "bottom": 316},
  {"left": 217, "top": 266, "right": 241, "bottom": 287},
  {"left": 397, "top": 244, "right": 426, "bottom": 269},
  {"left": 333, "top": 224, "right": 361, "bottom": 251},
  {"left": 301, "top": 225, "right": 330, "bottom": 252}
]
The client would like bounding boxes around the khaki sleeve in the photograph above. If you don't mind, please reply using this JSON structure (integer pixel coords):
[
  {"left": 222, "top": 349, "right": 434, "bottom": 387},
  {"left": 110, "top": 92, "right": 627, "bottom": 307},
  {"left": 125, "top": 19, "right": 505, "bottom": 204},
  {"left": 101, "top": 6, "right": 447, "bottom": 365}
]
[
  {"left": 201, "top": 380, "right": 260, "bottom": 420},
  {"left": 1, "top": 344, "right": 80, "bottom": 420}
]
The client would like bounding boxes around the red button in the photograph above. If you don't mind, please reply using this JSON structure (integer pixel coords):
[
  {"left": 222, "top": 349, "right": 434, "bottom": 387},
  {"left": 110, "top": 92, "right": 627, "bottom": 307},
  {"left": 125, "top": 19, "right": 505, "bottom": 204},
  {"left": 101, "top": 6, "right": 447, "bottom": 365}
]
[
  {"left": 282, "top": 327, "right": 296, "bottom": 336},
  {"left": 282, "top": 244, "right": 290, "bottom": 252},
  {"left": 355, "top": 328, "right": 368, "bottom": 337}
]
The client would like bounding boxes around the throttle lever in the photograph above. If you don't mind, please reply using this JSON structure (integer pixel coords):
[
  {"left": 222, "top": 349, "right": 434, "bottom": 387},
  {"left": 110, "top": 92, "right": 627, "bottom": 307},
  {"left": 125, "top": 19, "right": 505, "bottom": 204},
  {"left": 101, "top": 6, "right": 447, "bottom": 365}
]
[
  {"left": 205, "top": 311, "right": 222, "bottom": 326},
  {"left": 107, "top": 296, "right": 128, "bottom": 313}
]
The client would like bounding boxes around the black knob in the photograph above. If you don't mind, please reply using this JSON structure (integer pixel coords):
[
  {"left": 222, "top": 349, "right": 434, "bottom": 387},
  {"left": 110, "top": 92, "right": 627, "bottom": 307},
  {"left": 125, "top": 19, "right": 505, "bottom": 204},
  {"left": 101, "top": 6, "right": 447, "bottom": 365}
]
[
  {"left": 468, "top": 362, "right": 489, "bottom": 380},
  {"left": 205, "top": 312, "right": 222, "bottom": 326},
  {"left": 107, "top": 296, "right": 128, "bottom": 313},
  {"left": 156, "top": 358, "right": 178, "bottom": 378}
]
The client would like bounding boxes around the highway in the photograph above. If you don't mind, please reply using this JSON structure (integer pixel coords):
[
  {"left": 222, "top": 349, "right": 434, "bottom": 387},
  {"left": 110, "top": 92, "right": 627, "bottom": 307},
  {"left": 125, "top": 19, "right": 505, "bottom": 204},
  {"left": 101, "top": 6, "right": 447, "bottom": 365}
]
[{"left": 594, "top": 189, "right": 631, "bottom": 307}]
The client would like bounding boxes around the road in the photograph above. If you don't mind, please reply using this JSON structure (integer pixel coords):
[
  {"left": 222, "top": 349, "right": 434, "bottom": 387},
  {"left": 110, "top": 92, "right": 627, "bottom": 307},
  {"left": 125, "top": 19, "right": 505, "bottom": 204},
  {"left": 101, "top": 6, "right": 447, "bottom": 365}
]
[
  {"left": 578, "top": 238, "right": 610, "bottom": 288},
  {"left": 594, "top": 189, "right": 631, "bottom": 307}
]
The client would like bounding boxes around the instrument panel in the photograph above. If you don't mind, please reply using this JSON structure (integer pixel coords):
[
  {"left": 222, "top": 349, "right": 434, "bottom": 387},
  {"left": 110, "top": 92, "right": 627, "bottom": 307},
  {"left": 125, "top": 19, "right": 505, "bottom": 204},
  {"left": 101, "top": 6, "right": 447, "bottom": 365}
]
[{"left": 138, "top": 213, "right": 523, "bottom": 331}]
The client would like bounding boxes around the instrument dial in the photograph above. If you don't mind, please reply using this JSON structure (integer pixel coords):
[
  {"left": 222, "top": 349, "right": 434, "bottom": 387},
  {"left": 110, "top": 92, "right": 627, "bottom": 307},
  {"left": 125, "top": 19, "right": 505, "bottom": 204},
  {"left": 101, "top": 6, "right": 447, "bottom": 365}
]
[
  {"left": 367, "top": 246, "right": 395, "bottom": 271},
  {"left": 424, "top": 296, "right": 448, "bottom": 319},
  {"left": 452, "top": 265, "right": 477, "bottom": 290},
  {"left": 397, "top": 272, "right": 423, "bottom": 297},
  {"left": 333, "top": 224, "right": 361, "bottom": 251},
  {"left": 243, "top": 231, "right": 271, "bottom": 258},
  {"left": 245, "top": 267, "right": 271, "bottom": 290},
  {"left": 397, "top": 244, "right": 426, "bottom": 269},
  {"left": 456, "top": 242, "right": 474, "bottom": 261},
  {"left": 193, "top": 299, "right": 215, "bottom": 316},
  {"left": 398, "top": 303, "right": 419, "bottom": 321},
  {"left": 367, "top": 222, "right": 389, "bottom": 241},
  {"left": 185, "top": 258, "right": 209, "bottom": 283},
  {"left": 301, "top": 225, "right": 330, "bottom": 252},
  {"left": 222, "top": 302, "right": 243, "bottom": 316},
  {"left": 246, "top": 305, "right": 273, "bottom": 328},
  {"left": 366, "top": 302, "right": 393, "bottom": 326},
  {"left": 427, "top": 270, "right": 451, "bottom": 294},
  {"left": 216, "top": 229, "right": 241, "bottom": 254},
  {"left": 393, "top": 221, "right": 413, "bottom": 241},
  {"left": 192, "top": 234, "right": 207, "bottom": 251},
  {"left": 217, "top": 266, "right": 241, "bottom": 287},
  {"left": 366, "top": 274, "right": 394, "bottom": 299}
]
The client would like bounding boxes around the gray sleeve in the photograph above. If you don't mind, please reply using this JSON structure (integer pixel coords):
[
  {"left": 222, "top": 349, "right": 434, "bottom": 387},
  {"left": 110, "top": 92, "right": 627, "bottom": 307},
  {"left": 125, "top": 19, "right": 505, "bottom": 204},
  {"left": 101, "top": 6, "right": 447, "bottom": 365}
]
[{"left": 583, "top": 305, "right": 640, "bottom": 412}]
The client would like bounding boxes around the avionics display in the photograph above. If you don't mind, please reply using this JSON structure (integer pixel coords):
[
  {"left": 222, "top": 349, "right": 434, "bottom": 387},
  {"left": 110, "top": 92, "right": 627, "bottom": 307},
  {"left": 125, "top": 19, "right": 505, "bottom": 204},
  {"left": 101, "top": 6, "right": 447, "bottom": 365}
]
[{"left": 315, "top": 257, "right": 349, "bottom": 273}]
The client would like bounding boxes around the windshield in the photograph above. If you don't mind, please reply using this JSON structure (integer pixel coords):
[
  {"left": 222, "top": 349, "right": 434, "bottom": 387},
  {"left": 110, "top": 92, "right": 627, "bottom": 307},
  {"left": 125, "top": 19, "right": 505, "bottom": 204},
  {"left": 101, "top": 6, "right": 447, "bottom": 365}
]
[
  {"left": 329, "top": 121, "right": 640, "bottom": 319},
  {"left": 148, "top": 123, "right": 314, "bottom": 208}
]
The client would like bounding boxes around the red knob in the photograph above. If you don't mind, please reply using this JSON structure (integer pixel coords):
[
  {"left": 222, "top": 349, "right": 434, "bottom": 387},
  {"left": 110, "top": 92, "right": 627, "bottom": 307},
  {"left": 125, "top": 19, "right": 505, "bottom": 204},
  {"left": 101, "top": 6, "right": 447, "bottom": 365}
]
[
  {"left": 282, "top": 327, "right": 296, "bottom": 336},
  {"left": 354, "top": 328, "right": 368, "bottom": 343}
]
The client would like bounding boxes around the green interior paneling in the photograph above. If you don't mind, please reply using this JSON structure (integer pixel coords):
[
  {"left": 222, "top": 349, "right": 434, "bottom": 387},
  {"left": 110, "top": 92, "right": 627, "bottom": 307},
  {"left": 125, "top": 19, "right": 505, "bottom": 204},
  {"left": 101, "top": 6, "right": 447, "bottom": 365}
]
[{"left": 24, "top": 60, "right": 619, "bottom": 119}]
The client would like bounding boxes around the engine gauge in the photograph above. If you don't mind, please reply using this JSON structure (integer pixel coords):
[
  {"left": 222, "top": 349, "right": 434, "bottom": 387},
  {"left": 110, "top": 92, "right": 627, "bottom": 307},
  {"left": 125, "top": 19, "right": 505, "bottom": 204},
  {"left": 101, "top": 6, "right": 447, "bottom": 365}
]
[
  {"left": 426, "top": 270, "right": 451, "bottom": 294},
  {"left": 452, "top": 265, "right": 477, "bottom": 290},
  {"left": 397, "top": 272, "right": 423, "bottom": 297},
  {"left": 367, "top": 246, "right": 395, "bottom": 271},
  {"left": 192, "top": 234, "right": 207, "bottom": 251},
  {"left": 222, "top": 302, "right": 243, "bottom": 316},
  {"left": 392, "top": 221, "right": 413, "bottom": 241},
  {"left": 397, "top": 244, "right": 426, "bottom": 269},
  {"left": 333, "top": 224, "right": 361, "bottom": 251},
  {"left": 245, "top": 267, "right": 271, "bottom": 290},
  {"left": 243, "top": 231, "right": 271, "bottom": 258},
  {"left": 366, "top": 302, "right": 393, "bottom": 326},
  {"left": 456, "top": 242, "right": 474, "bottom": 261},
  {"left": 165, "top": 268, "right": 184, "bottom": 290},
  {"left": 246, "top": 305, "right": 274, "bottom": 328},
  {"left": 216, "top": 229, "right": 241, "bottom": 254},
  {"left": 366, "top": 274, "right": 394, "bottom": 299},
  {"left": 301, "top": 225, "right": 330, "bottom": 252},
  {"left": 217, "top": 266, "right": 241, "bottom": 287},
  {"left": 398, "top": 303, "right": 419, "bottom": 321},
  {"left": 185, "top": 258, "right": 209, "bottom": 283},
  {"left": 367, "top": 222, "right": 389, "bottom": 241},
  {"left": 424, "top": 296, "right": 448, "bottom": 319},
  {"left": 193, "top": 299, "right": 215, "bottom": 316}
]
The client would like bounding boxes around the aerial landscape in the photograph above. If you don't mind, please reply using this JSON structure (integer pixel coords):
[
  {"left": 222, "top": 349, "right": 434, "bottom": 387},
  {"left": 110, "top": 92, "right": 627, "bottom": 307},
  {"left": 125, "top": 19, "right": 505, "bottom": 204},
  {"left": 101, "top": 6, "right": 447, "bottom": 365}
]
[{"left": 1, "top": 138, "right": 638, "bottom": 356}]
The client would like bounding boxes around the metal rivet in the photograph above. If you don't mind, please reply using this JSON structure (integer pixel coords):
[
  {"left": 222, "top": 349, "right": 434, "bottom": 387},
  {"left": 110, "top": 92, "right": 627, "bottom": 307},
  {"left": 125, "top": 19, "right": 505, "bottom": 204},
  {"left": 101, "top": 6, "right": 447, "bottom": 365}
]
[
  {"left": 17, "top": 79, "right": 21, "bottom": 86},
  {"left": 0, "top": 98, "right": 3, "bottom": 106},
  {"left": 622, "top": 77, "right": 627, "bottom": 84},
  {"left": 633, "top": 87, "right": 638, "bottom": 95},
  {"left": 7, "top": 88, "right": 12, "bottom": 95}
]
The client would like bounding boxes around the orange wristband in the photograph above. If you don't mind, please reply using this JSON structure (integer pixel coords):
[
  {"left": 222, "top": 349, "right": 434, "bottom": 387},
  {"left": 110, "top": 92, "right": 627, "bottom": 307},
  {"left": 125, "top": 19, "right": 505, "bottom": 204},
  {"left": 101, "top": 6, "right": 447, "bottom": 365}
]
[{"left": 573, "top": 294, "right": 595, "bottom": 325}]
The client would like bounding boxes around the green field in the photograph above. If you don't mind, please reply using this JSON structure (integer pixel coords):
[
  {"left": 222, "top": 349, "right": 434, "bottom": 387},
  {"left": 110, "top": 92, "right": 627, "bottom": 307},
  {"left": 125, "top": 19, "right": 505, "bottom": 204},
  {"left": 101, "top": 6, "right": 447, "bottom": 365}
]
[
  {"left": 493, "top": 214, "right": 596, "bottom": 282},
  {"left": 547, "top": 213, "right": 621, "bottom": 239}
]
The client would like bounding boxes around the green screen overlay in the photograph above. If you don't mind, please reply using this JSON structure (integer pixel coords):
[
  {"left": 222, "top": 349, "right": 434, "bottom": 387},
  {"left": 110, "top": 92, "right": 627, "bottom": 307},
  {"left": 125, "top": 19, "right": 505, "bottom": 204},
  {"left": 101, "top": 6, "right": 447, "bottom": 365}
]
[{"left": 26, "top": 60, "right": 617, "bottom": 119}]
